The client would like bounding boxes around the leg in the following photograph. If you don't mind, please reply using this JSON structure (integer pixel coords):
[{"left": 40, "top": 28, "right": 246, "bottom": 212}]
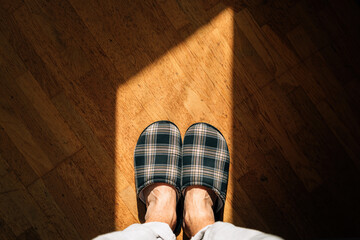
[
  {"left": 93, "top": 222, "right": 175, "bottom": 240},
  {"left": 93, "top": 183, "right": 177, "bottom": 240},
  {"left": 143, "top": 183, "right": 177, "bottom": 230},
  {"left": 182, "top": 123, "right": 282, "bottom": 240},
  {"left": 182, "top": 185, "right": 283, "bottom": 240},
  {"left": 192, "top": 222, "right": 283, "bottom": 240},
  {"left": 135, "top": 121, "right": 183, "bottom": 234},
  {"left": 183, "top": 186, "right": 215, "bottom": 237},
  {"left": 182, "top": 123, "right": 230, "bottom": 238},
  {"left": 93, "top": 121, "right": 182, "bottom": 240}
]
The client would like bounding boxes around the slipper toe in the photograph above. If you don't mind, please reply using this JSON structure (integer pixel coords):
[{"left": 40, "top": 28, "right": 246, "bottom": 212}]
[{"left": 182, "top": 122, "right": 230, "bottom": 213}]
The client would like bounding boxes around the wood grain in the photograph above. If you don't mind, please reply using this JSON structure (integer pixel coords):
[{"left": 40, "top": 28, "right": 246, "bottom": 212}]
[{"left": 0, "top": 0, "right": 359, "bottom": 239}]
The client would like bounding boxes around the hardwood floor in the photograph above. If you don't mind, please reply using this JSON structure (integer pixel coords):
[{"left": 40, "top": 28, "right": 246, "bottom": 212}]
[{"left": 0, "top": 0, "right": 359, "bottom": 239}]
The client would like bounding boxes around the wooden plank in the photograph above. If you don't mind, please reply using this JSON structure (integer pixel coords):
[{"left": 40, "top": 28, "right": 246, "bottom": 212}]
[
  {"left": 320, "top": 43, "right": 357, "bottom": 86},
  {"left": 247, "top": 0, "right": 299, "bottom": 34},
  {"left": 239, "top": 171, "right": 298, "bottom": 239},
  {"left": 0, "top": 191, "right": 32, "bottom": 237},
  {"left": 316, "top": 101, "right": 360, "bottom": 170},
  {"left": 69, "top": 148, "right": 115, "bottom": 215},
  {"left": 259, "top": 81, "right": 304, "bottom": 135},
  {"left": 238, "top": 81, "right": 322, "bottom": 191},
  {"left": 290, "top": 1, "right": 332, "bottom": 51},
  {"left": 0, "top": 71, "right": 80, "bottom": 169},
  {"left": 330, "top": 0, "right": 360, "bottom": 38},
  {"left": 12, "top": 1, "right": 106, "bottom": 145},
  {"left": 289, "top": 64, "right": 326, "bottom": 106},
  {"left": 0, "top": 8, "right": 63, "bottom": 98},
  {"left": 227, "top": 176, "right": 270, "bottom": 232},
  {"left": 0, "top": 127, "right": 38, "bottom": 186},
  {"left": 246, "top": 91, "right": 321, "bottom": 192},
  {"left": 201, "top": 0, "right": 220, "bottom": 11},
  {"left": 15, "top": 71, "right": 82, "bottom": 159},
  {"left": 291, "top": 87, "right": 359, "bottom": 232},
  {"left": 27, "top": 179, "right": 82, "bottom": 239},
  {"left": 56, "top": 74, "right": 115, "bottom": 159},
  {"left": 261, "top": 24, "right": 299, "bottom": 70},
  {"left": 0, "top": 216, "right": 16, "bottom": 240},
  {"left": 344, "top": 80, "right": 360, "bottom": 119},
  {"left": 16, "top": 228, "right": 41, "bottom": 240},
  {"left": 164, "top": 21, "right": 235, "bottom": 119},
  {"left": 19, "top": 0, "right": 93, "bottom": 80},
  {"left": 275, "top": 69, "right": 299, "bottom": 94},
  {"left": 303, "top": 53, "right": 360, "bottom": 142},
  {"left": 0, "top": 156, "right": 32, "bottom": 236},
  {"left": 163, "top": 28, "right": 232, "bottom": 125},
  {"left": 260, "top": 148, "right": 325, "bottom": 235},
  {"left": 42, "top": 165, "right": 101, "bottom": 239},
  {"left": 235, "top": 8, "right": 291, "bottom": 77},
  {"left": 0, "top": 84, "right": 54, "bottom": 177},
  {"left": 0, "top": 156, "right": 62, "bottom": 239},
  {"left": 232, "top": 22, "right": 272, "bottom": 97},
  {"left": 176, "top": 0, "right": 217, "bottom": 28},
  {"left": 246, "top": 150, "right": 315, "bottom": 238},
  {"left": 309, "top": 186, "right": 339, "bottom": 237},
  {"left": 331, "top": 35, "right": 360, "bottom": 78},
  {"left": 156, "top": 0, "right": 190, "bottom": 30},
  {"left": 207, "top": 5, "right": 234, "bottom": 47},
  {"left": 45, "top": 147, "right": 138, "bottom": 233},
  {"left": 287, "top": 25, "right": 317, "bottom": 60},
  {"left": 55, "top": 151, "right": 113, "bottom": 234},
  {"left": 0, "top": 32, "right": 26, "bottom": 80},
  {"left": 322, "top": 177, "right": 360, "bottom": 235},
  {"left": 316, "top": 5, "right": 345, "bottom": 41},
  {"left": 74, "top": 69, "right": 144, "bottom": 187},
  {"left": 288, "top": 87, "right": 357, "bottom": 179},
  {"left": 51, "top": 92, "right": 123, "bottom": 187},
  {"left": 0, "top": 0, "right": 23, "bottom": 12},
  {"left": 68, "top": 0, "right": 166, "bottom": 79},
  {"left": 222, "top": 177, "right": 247, "bottom": 227}
]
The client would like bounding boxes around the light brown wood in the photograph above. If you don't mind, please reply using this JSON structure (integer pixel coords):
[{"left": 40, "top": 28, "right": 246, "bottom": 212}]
[{"left": 0, "top": 0, "right": 359, "bottom": 239}]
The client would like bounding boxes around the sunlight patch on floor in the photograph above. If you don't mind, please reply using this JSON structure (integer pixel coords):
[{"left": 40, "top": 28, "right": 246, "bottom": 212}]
[{"left": 115, "top": 7, "right": 235, "bottom": 230}]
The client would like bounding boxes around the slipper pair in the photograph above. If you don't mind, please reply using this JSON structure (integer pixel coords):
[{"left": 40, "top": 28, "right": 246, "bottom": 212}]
[{"left": 134, "top": 121, "right": 230, "bottom": 235}]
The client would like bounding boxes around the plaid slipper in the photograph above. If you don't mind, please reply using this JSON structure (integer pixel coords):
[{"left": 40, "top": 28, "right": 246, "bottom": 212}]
[
  {"left": 134, "top": 121, "right": 183, "bottom": 234},
  {"left": 134, "top": 120, "right": 182, "bottom": 201},
  {"left": 181, "top": 122, "right": 230, "bottom": 213}
]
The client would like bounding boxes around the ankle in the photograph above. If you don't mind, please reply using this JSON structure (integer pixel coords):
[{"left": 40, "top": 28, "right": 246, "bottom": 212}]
[
  {"left": 145, "top": 200, "right": 177, "bottom": 229},
  {"left": 183, "top": 186, "right": 215, "bottom": 237},
  {"left": 143, "top": 184, "right": 177, "bottom": 230}
]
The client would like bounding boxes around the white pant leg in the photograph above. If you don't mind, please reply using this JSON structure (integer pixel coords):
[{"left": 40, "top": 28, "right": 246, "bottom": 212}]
[
  {"left": 93, "top": 222, "right": 176, "bottom": 240},
  {"left": 191, "top": 222, "right": 283, "bottom": 240}
]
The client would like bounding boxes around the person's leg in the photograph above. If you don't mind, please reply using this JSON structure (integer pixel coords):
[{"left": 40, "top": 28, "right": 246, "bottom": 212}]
[
  {"left": 143, "top": 183, "right": 177, "bottom": 230},
  {"left": 93, "top": 222, "right": 174, "bottom": 240},
  {"left": 183, "top": 186, "right": 216, "bottom": 237},
  {"left": 192, "top": 222, "right": 283, "bottom": 240},
  {"left": 135, "top": 120, "right": 183, "bottom": 234},
  {"left": 93, "top": 121, "right": 182, "bottom": 240},
  {"left": 181, "top": 122, "right": 230, "bottom": 238},
  {"left": 182, "top": 123, "right": 282, "bottom": 240},
  {"left": 183, "top": 186, "right": 282, "bottom": 240},
  {"left": 94, "top": 183, "right": 177, "bottom": 240}
]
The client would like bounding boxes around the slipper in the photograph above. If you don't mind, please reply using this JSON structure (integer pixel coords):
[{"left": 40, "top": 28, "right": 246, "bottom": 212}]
[
  {"left": 134, "top": 120, "right": 182, "bottom": 235},
  {"left": 181, "top": 122, "right": 230, "bottom": 215}
]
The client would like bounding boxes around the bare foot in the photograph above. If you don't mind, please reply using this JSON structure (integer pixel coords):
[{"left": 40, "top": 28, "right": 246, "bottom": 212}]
[
  {"left": 183, "top": 186, "right": 216, "bottom": 237},
  {"left": 143, "top": 183, "right": 177, "bottom": 230}
]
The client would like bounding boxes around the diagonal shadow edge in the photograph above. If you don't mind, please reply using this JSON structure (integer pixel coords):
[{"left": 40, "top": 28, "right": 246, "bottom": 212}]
[{"left": 112, "top": 2, "right": 240, "bottom": 235}]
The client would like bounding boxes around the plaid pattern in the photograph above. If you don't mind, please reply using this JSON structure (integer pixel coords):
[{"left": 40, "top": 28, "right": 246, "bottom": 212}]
[
  {"left": 182, "top": 123, "right": 230, "bottom": 212},
  {"left": 134, "top": 121, "right": 182, "bottom": 202}
]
